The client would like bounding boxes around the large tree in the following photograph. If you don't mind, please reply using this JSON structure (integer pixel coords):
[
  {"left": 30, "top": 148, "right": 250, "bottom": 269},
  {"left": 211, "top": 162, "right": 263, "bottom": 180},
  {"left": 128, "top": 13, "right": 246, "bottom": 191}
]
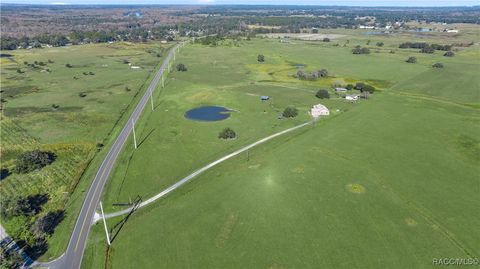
[
  {"left": 283, "top": 106, "right": 298, "bottom": 118},
  {"left": 218, "top": 128, "right": 236, "bottom": 139},
  {"left": 31, "top": 210, "right": 65, "bottom": 236},
  {"left": 316, "top": 89, "right": 330, "bottom": 99},
  {"left": 14, "top": 150, "right": 56, "bottom": 174}
]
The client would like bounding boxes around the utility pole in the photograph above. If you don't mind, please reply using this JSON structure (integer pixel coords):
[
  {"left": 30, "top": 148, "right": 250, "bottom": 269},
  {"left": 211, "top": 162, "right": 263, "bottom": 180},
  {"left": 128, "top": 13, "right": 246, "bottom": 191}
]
[
  {"left": 150, "top": 88, "right": 154, "bottom": 111},
  {"left": 99, "top": 202, "right": 111, "bottom": 246},
  {"left": 132, "top": 119, "right": 137, "bottom": 149},
  {"left": 161, "top": 76, "right": 165, "bottom": 88}
]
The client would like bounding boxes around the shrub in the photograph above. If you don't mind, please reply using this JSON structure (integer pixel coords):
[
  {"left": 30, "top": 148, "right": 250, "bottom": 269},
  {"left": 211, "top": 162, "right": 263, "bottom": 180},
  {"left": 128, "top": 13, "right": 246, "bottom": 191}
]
[
  {"left": 406, "top": 56, "right": 417, "bottom": 63},
  {"left": 420, "top": 46, "right": 434, "bottom": 54},
  {"left": 362, "top": 84, "right": 376, "bottom": 93},
  {"left": 346, "top": 84, "right": 354, "bottom": 90},
  {"left": 316, "top": 89, "right": 330, "bottom": 99},
  {"left": 79, "top": 92, "right": 87, "bottom": 97},
  {"left": 14, "top": 150, "right": 56, "bottom": 174},
  {"left": 65, "top": 63, "right": 73, "bottom": 68},
  {"left": 352, "top": 46, "right": 370, "bottom": 54},
  {"left": 376, "top": 42, "right": 384, "bottom": 47},
  {"left": 176, "top": 63, "right": 187, "bottom": 72},
  {"left": 323, "top": 37, "right": 330, "bottom": 42},
  {"left": 257, "top": 54, "right": 265, "bottom": 62},
  {"left": 354, "top": 82, "right": 365, "bottom": 90},
  {"left": 432, "top": 63, "right": 444, "bottom": 68},
  {"left": 125, "top": 86, "right": 131, "bottom": 92},
  {"left": 444, "top": 51, "right": 455, "bottom": 57},
  {"left": 52, "top": 104, "right": 60, "bottom": 109},
  {"left": 283, "top": 106, "right": 298, "bottom": 118},
  {"left": 218, "top": 128, "right": 236, "bottom": 139}
]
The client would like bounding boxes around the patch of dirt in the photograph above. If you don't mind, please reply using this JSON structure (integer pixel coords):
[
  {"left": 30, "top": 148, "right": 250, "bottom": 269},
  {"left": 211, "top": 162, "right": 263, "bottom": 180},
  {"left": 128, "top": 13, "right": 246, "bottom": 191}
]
[
  {"left": 405, "top": 218, "right": 418, "bottom": 227},
  {"left": 346, "top": 183, "right": 366, "bottom": 194},
  {"left": 215, "top": 212, "right": 238, "bottom": 248}
]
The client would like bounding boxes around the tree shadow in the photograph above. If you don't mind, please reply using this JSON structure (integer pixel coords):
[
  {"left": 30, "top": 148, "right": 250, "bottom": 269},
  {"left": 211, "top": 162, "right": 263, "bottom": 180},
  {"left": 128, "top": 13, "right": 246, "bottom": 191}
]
[
  {"left": 25, "top": 238, "right": 48, "bottom": 260},
  {"left": 0, "top": 168, "right": 10, "bottom": 180},
  {"left": 138, "top": 128, "right": 155, "bottom": 148},
  {"left": 27, "top": 193, "right": 50, "bottom": 215},
  {"left": 110, "top": 196, "right": 142, "bottom": 244}
]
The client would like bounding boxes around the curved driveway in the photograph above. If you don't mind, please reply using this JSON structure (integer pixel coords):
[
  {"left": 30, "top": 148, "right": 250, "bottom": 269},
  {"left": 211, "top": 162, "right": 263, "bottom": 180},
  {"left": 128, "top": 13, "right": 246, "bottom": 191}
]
[
  {"left": 100, "top": 120, "right": 312, "bottom": 221},
  {"left": 37, "top": 43, "right": 180, "bottom": 269}
]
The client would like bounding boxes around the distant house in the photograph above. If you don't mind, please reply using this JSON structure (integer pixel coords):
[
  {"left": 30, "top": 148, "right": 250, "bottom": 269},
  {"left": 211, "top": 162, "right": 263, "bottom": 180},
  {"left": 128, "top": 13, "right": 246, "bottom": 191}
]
[
  {"left": 261, "top": 96, "right": 270, "bottom": 101},
  {"left": 444, "top": 29, "right": 459, "bottom": 33},
  {"left": 359, "top": 25, "right": 375, "bottom": 29},
  {"left": 311, "top": 104, "right": 329, "bottom": 118},
  {"left": 346, "top": 95, "right": 359, "bottom": 102},
  {"left": 130, "top": 66, "right": 141, "bottom": 69},
  {"left": 160, "top": 40, "right": 168, "bottom": 44},
  {"left": 335, "top": 87, "right": 348, "bottom": 92}
]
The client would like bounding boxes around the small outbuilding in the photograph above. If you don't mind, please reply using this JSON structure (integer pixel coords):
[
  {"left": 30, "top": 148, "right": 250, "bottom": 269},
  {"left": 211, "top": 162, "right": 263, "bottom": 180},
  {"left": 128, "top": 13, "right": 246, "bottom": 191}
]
[
  {"left": 261, "top": 96, "right": 270, "bottom": 101},
  {"left": 335, "top": 87, "right": 348, "bottom": 92},
  {"left": 346, "top": 94, "right": 359, "bottom": 102},
  {"left": 311, "top": 104, "right": 329, "bottom": 118}
]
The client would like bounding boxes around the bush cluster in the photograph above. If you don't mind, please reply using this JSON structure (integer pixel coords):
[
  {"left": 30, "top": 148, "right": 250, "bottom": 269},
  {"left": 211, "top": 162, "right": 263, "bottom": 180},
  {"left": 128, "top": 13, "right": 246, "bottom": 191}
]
[
  {"left": 218, "top": 128, "right": 236, "bottom": 139},
  {"left": 14, "top": 150, "right": 56, "bottom": 174}
]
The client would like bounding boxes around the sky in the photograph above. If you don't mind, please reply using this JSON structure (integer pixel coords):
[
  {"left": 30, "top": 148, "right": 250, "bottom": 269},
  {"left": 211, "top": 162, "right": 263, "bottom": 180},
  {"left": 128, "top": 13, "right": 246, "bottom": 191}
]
[{"left": 3, "top": 0, "right": 478, "bottom": 6}]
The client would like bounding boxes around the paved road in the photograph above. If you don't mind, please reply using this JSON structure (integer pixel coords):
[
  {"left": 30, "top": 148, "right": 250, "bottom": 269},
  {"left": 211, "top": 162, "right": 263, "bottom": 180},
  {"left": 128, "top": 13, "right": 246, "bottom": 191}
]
[
  {"left": 98, "top": 121, "right": 312, "bottom": 221},
  {"left": 36, "top": 43, "right": 181, "bottom": 269}
]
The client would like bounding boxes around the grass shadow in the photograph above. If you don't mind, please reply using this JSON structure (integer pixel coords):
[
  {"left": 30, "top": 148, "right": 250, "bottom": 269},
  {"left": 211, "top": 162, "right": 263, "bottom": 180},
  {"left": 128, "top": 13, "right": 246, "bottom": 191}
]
[
  {"left": 110, "top": 196, "right": 142, "bottom": 244},
  {"left": 138, "top": 128, "right": 156, "bottom": 148}
]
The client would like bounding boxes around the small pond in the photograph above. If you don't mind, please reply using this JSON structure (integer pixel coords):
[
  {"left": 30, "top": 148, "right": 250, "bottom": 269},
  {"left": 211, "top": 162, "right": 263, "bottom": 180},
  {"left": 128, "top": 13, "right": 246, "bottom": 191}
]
[{"left": 185, "top": 106, "right": 231, "bottom": 121}]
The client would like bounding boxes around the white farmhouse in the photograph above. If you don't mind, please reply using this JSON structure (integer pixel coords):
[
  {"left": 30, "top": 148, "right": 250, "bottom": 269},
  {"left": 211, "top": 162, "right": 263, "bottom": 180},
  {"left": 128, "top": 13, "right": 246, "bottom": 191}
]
[
  {"left": 346, "top": 95, "right": 359, "bottom": 102},
  {"left": 311, "top": 104, "right": 329, "bottom": 118}
]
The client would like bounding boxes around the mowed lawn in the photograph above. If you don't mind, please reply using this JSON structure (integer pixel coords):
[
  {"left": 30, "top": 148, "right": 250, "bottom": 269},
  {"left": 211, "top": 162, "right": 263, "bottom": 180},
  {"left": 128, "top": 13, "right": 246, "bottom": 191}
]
[{"left": 84, "top": 36, "right": 480, "bottom": 268}]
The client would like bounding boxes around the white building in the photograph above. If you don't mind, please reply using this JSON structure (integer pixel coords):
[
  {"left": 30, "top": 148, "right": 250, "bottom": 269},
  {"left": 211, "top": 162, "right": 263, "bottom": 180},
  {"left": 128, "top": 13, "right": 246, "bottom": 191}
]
[
  {"left": 335, "top": 87, "right": 348, "bottom": 92},
  {"left": 346, "top": 95, "right": 359, "bottom": 102},
  {"left": 359, "top": 25, "right": 375, "bottom": 29},
  {"left": 311, "top": 104, "right": 329, "bottom": 118}
]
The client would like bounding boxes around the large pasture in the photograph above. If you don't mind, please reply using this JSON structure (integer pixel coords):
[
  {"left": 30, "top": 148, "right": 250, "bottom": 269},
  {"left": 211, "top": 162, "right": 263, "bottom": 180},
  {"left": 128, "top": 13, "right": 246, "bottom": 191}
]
[
  {"left": 0, "top": 41, "right": 169, "bottom": 260},
  {"left": 83, "top": 30, "right": 479, "bottom": 268}
]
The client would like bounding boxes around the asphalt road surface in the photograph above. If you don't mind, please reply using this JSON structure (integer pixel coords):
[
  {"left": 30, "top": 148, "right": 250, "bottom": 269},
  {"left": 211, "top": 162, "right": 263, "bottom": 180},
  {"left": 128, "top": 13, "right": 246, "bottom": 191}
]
[{"left": 36, "top": 43, "right": 181, "bottom": 269}]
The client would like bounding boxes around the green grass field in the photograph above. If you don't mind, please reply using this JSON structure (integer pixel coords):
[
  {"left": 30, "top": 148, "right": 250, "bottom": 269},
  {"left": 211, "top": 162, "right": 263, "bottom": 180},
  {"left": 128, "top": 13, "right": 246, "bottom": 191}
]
[
  {"left": 81, "top": 29, "right": 479, "bottom": 269},
  {"left": 0, "top": 41, "right": 169, "bottom": 260}
]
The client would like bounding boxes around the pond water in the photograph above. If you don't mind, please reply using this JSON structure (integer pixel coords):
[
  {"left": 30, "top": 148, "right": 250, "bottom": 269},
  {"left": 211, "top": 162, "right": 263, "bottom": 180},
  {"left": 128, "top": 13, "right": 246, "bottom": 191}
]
[{"left": 185, "top": 106, "right": 231, "bottom": 121}]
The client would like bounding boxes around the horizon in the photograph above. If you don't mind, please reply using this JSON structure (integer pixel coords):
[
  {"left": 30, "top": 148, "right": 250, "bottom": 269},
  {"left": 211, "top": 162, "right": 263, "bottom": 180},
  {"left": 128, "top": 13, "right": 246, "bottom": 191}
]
[{"left": 1, "top": 1, "right": 479, "bottom": 7}]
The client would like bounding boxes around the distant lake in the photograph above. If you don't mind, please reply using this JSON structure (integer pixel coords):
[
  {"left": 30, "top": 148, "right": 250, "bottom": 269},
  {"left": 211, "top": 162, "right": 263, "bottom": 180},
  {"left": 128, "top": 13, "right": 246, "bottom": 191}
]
[{"left": 185, "top": 106, "right": 231, "bottom": 122}]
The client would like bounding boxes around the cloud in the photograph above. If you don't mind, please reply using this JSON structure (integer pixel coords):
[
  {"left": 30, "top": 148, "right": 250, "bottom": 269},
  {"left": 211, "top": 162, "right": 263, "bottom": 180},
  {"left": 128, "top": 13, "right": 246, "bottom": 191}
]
[
  {"left": 197, "top": 0, "right": 215, "bottom": 3},
  {"left": 50, "top": 2, "right": 68, "bottom": 4}
]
